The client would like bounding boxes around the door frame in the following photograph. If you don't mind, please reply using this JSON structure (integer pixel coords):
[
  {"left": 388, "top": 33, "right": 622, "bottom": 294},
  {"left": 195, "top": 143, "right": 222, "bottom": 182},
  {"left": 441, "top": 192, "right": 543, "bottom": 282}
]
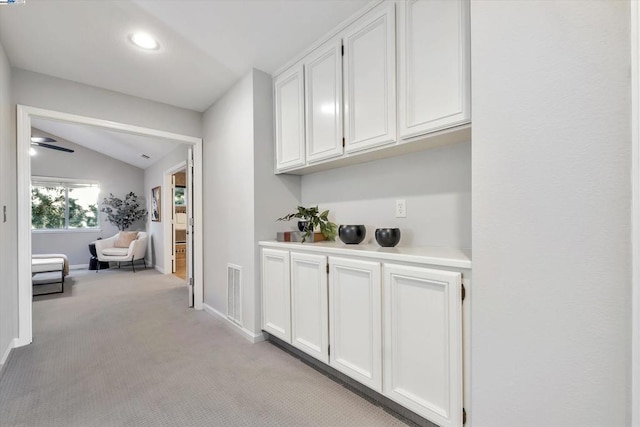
[
  {"left": 163, "top": 161, "right": 187, "bottom": 275},
  {"left": 631, "top": 3, "right": 639, "bottom": 426},
  {"left": 16, "top": 105, "right": 204, "bottom": 347}
]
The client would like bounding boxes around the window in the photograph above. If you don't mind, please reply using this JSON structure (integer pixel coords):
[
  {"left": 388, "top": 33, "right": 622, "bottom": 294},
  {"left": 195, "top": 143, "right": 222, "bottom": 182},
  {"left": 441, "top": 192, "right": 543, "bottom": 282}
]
[{"left": 31, "top": 178, "right": 100, "bottom": 230}]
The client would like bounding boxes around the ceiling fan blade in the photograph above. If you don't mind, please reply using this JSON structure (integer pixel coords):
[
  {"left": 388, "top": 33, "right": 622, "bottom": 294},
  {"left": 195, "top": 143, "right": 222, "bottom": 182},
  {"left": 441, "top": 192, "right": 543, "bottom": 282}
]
[
  {"left": 31, "top": 142, "right": 74, "bottom": 153},
  {"left": 31, "top": 136, "right": 57, "bottom": 143}
]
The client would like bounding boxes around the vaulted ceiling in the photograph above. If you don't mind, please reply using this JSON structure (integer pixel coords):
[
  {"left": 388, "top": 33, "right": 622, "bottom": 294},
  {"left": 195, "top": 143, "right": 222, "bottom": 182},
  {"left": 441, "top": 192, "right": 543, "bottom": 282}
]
[{"left": 0, "top": 0, "right": 370, "bottom": 112}]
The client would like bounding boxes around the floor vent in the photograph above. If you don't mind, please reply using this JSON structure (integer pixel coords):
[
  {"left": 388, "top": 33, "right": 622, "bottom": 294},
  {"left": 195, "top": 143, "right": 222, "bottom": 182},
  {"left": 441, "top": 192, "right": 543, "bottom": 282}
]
[{"left": 227, "top": 264, "right": 242, "bottom": 326}]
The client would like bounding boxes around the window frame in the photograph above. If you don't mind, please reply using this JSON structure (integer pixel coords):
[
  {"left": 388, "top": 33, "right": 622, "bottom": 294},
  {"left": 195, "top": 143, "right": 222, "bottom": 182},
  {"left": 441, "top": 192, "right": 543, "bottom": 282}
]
[{"left": 31, "top": 176, "right": 101, "bottom": 233}]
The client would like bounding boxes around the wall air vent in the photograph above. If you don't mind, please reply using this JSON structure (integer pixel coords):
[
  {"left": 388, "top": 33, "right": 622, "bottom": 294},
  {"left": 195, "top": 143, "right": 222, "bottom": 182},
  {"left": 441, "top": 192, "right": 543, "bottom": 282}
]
[
  {"left": 141, "top": 154, "right": 150, "bottom": 159},
  {"left": 227, "top": 264, "right": 242, "bottom": 326}
]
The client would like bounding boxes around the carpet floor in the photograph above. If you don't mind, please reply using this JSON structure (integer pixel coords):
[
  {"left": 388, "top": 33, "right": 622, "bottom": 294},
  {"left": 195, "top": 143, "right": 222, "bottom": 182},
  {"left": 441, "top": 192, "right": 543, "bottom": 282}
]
[{"left": 0, "top": 268, "right": 407, "bottom": 427}]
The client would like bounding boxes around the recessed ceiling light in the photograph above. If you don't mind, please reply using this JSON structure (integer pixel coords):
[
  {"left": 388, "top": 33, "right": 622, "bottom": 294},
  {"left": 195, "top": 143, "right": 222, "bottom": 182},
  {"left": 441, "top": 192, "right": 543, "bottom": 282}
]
[
  {"left": 130, "top": 32, "right": 160, "bottom": 50},
  {"left": 29, "top": 148, "right": 36, "bottom": 156}
]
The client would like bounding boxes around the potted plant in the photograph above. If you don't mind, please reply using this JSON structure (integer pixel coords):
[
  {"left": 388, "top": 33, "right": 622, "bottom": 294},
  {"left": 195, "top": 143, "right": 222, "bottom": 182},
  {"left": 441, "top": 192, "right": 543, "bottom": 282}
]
[
  {"left": 100, "top": 192, "right": 148, "bottom": 231},
  {"left": 277, "top": 205, "right": 338, "bottom": 243}
]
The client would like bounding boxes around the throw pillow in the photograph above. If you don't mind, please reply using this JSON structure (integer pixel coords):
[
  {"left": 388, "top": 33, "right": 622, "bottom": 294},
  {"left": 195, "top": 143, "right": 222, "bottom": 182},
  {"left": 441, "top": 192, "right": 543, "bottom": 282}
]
[{"left": 114, "top": 231, "right": 139, "bottom": 248}]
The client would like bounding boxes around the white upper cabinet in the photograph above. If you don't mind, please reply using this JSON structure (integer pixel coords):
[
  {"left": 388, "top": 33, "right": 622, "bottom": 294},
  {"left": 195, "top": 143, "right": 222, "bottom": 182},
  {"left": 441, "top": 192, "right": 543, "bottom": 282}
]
[
  {"left": 272, "top": 0, "right": 471, "bottom": 174},
  {"left": 397, "top": 0, "right": 470, "bottom": 139},
  {"left": 274, "top": 63, "right": 305, "bottom": 171},
  {"left": 343, "top": 2, "right": 396, "bottom": 154},
  {"left": 304, "top": 39, "right": 344, "bottom": 163}
]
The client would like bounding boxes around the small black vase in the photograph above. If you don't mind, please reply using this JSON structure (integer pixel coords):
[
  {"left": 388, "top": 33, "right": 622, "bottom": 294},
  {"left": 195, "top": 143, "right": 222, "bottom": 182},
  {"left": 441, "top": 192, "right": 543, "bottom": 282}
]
[
  {"left": 339, "top": 225, "right": 366, "bottom": 244},
  {"left": 375, "top": 228, "right": 401, "bottom": 247}
]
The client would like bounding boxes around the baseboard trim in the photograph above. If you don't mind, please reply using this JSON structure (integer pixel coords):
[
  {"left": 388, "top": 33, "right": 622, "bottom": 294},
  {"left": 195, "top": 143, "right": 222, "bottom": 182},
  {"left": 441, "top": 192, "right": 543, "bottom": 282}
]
[
  {"left": 153, "top": 264, "right": 164, "bottom": 274},
  {"left": 0, "top": 338, "right": 17, "bottom": 366},
  {"left": 70, "top": 264, "right": 89, "bottom": 270},
  {"left": 202, "top": 303, "right": 266, "bottom": 343}
]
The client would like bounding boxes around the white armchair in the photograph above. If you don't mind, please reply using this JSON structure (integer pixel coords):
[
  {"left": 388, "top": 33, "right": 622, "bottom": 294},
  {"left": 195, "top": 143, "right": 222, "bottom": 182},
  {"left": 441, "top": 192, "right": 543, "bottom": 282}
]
[{"left": 94, "top": 232, "right": 148, "bottom": 272}]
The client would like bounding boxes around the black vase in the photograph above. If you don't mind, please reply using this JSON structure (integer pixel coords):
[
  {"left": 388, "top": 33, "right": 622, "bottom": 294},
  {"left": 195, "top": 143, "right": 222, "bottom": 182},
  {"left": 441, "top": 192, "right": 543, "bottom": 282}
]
[
  {"left": 338, "top": 225, "right": 366, "bottom": 244},
  {"left": 375, "top": 228, "right": 401, "bottom": 247}
]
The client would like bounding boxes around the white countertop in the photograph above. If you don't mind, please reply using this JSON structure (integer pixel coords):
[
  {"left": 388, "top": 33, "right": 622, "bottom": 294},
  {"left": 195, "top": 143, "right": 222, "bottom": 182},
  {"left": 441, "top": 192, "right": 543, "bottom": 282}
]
[{"left": 259, "top": 240, "right": 472, "bottom": 269}]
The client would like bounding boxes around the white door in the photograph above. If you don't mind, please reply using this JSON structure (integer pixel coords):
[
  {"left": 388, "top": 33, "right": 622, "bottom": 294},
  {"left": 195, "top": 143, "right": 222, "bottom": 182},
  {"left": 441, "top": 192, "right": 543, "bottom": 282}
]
[
  {"left": 329, "top": 256, "right": 382, "bottom": 392},
  {"left": 343, "top": 2, "right": 396, "bottom": 154},
  {"left": 274, "top": 63, "right": 306, "bottom": 171},
  {"left": 383, "top": 264, "right": 463, "bottom": 427},
  {"left": 171, "top": 174, "right": 177, "bottom": 274},
  {"left": 397, "top": 0, "right": 470, "bottom": 139},
  {"left": 304, "top": 38, "right": 343, "bottom": 163},
  {"left": 290, "top": 252, "right": 329, "bottom": 363},
  {"left": 186, "top": 149, "right": 194, "bottom": 307},
  {"left": 262, "top": 248, "right": 291, "bottom": 343}
]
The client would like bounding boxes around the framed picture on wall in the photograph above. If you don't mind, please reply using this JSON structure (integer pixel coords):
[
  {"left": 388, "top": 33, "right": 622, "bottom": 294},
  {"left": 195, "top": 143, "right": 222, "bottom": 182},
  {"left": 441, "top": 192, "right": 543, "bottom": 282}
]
[{"left": 151, "top": 186, "right": 161, "bottom": 222}]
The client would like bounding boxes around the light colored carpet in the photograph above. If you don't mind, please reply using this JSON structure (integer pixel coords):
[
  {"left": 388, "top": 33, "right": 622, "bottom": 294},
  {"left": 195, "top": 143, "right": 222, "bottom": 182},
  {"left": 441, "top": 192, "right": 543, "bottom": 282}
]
[{"left": 0, "top": 268, "right": 407, "bottom": 427}]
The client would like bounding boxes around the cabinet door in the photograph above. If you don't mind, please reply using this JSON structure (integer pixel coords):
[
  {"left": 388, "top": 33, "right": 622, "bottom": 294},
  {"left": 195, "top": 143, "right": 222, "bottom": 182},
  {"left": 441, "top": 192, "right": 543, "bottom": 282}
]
[
  {"left": 343, "top": 2, "right": 396, "bottom": 154},
  {"left": 383, "top": 264, "right": 463, "bottom": 427},
  {"left": 290, "top": 252, "right": 329, "bottom": 363},
  {"left": 274, "top": 64, "right": 306, "bottom": 171},
  {"left": 397, "top": 0, "right": 470, "bottom": 139},
  {"left": 305, "top": 39, "right": 343, "bottom": 164},
  {"left": 261, "top": 249, "right": 291, "bottom": 342},
  {"left": 329, "top": 256, "right": 382, "bottom": 391}
]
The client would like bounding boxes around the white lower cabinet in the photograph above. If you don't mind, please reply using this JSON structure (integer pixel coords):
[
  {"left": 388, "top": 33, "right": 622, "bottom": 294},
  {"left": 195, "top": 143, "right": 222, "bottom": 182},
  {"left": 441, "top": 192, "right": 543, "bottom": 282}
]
[
  {"left": 260, "top": 245, "right": 467, "bottom": 427},
  {"left": 383, "top": 264, "right": 463, "bottom": 427},
  {"left": 290, "top": 252, "right": 329, "bottom": 363},
  {"left": 328, "top": 256, "right": 382, "bottom": 392},
  {"left": 261, "top": 249, "right": 291, "bottom": 342}
]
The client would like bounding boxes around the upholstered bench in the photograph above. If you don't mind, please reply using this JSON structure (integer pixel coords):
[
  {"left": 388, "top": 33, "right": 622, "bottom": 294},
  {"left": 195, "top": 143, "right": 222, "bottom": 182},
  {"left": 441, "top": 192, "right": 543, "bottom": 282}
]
[{"left": 32, "top": 257, "right": 65, "bottom": 295}]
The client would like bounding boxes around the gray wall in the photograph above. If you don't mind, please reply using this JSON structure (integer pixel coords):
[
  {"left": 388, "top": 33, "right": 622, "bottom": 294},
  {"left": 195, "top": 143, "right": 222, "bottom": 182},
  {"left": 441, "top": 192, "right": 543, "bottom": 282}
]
[
  {"left": 203, "top": 71, "right": 256, "bottom": 326},
  {"left": 0, "top": 41, "right": 17, "bottom": 364},
  {"left": 31, "top": 133, "right": 145, "bottom": 266},
  {"left": 203, "top": 69, "right": 300, "bottom": 335},
  {"left": 471, "top": 2, "right": 630, "bottom": 426},
  {"left": 301, "top": 141, "right": 471, "bottom": 247},
  {"left": 252, "top": 69, "right": 302, "bottom": 331},
  {"left": 143, "top": 144, "right": 189, "bottom": 272},
  {"left": 12, "top": 68, "right": 202, "bottom": 138}
]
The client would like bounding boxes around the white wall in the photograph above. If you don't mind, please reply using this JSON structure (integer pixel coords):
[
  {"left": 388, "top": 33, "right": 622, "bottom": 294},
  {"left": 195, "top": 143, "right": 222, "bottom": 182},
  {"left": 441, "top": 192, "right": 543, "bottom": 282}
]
[
  {"left": 0, "top": 41, "right": 17, "bottom": 364},
  {"left": 301, "top": 141, "right": 471, "bottom": 247},
  {"left": 143, "top": 144, "right": 188, "bottom": 272},
  {"left": 471, "top": 2, "right": 630, "bottom": 426},
  {"left": 252, "top": 68, "right": 302, "bottom": 330},
  {"left": 12, "top": 68, "right": 202, "bottom": 138},
  {"left": 203, "top": 69, "right": 301, "bottom": 336},
  {"left": 203, "top": 72, "right": 256, "bottom": 325},
  {"left": 30, "top": 132, "right": 145, "bottom": 266}
]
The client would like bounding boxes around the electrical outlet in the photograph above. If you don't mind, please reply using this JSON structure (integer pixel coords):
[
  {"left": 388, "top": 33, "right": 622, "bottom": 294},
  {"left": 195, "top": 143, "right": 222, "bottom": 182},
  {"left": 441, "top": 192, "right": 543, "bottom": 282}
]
[{"left": 395, "top": 199, "right": 406, "bottom": 218}]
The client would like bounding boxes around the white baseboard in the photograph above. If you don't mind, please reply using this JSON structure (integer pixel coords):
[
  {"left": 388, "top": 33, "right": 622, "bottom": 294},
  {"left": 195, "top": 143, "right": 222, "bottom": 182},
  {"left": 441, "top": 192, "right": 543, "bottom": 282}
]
[
  {"left": 70, "top": 264, "right": 89, "bottom": 270},
  {"left": 153, "top": 264, "right": 164, "bottom": 274},
  {"left": 0, "top": 338, "right": 17, "bottom": 366},
  {"left": 203, "top": 303, "right": 266, "bottom": 343}
]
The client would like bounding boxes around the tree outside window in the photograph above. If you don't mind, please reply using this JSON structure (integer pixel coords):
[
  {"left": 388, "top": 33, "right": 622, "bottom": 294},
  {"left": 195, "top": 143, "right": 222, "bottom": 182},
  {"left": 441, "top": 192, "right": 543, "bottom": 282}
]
[{"left": 31, "top": 179, "right": 99, "bottom": 230}]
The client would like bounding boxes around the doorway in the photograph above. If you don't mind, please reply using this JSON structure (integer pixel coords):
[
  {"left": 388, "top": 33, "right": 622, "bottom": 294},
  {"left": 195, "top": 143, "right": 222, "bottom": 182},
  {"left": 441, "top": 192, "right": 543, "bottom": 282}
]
[
  {"left": 16, "top": 105, "right": 204, "bottom": 347},
  {"left": 172, "top": 168, "right": 188, "bottom": 280}
]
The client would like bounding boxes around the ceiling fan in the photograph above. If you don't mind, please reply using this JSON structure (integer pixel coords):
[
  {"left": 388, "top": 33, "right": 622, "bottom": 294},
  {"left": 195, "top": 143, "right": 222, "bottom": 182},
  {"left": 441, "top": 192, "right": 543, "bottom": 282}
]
[{"left": 31, "top": 137, "right": 74, "bottom": 153}]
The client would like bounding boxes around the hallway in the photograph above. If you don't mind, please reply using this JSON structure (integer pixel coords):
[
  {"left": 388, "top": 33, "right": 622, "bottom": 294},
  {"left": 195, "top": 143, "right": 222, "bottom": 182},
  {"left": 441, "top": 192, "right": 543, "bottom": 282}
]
[{"left": 0, "top": 269, "right": 406, "bottom": 427}]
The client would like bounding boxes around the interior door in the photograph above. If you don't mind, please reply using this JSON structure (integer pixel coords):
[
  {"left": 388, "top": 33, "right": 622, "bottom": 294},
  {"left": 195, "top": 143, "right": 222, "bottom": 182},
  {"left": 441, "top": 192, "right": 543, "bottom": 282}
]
[
  {"left": 187, "top": 148, "right": 195, "bottom": 308},
  {"left": 171, "top": 174, "right": 176, "bottom": 273}
]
